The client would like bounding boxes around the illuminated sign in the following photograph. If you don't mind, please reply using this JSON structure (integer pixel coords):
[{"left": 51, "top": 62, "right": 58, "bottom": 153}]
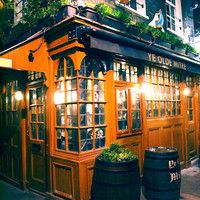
[
  {"left": 148, "top": 53, "right": 186, "bottom": 70},
  {"left": 0, "top": 58, "right": 12, "bottom": 68}
]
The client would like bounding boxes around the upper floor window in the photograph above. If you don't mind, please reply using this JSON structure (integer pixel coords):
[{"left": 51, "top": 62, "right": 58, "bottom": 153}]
[
  {"left": 117, "top": 0, "right": 146, "bottom": 18},
  {"left": 14, "top": 0, "right": 24, "bottom": 23},
  {"left": 165, "top": 0, "right": 183, "bottom": 35}
]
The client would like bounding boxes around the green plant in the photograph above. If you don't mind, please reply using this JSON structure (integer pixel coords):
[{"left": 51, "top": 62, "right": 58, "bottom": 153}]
[
  {"left": 134, "top": 22, "right": 199, "bottom": 55},
  {"left": 98, "top": 142, "right": 137, "bottom": 162},
  {"left": 95, "top": 3, "right": 132, "bottom": 25}
]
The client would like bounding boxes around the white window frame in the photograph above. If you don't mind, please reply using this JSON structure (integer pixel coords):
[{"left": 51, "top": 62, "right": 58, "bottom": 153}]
[
  {"left": 14, "top": 0, "right": 23, "bottom": 24},
  {"left": 166, "top": 0, "right": 183, "bottom": 37},
  {"left": 116, "top": 0, "right": 148, "bottom": 19}
]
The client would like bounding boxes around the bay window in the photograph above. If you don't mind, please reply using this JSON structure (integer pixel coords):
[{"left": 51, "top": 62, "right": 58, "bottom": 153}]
[{"left": 54, "top": 56, "right": 106, "bottom": 152}]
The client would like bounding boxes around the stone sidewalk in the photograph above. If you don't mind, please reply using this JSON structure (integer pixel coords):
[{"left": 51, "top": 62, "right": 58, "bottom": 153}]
[{"left": 0, "top": 159, "right": 199, "bottom": 200}]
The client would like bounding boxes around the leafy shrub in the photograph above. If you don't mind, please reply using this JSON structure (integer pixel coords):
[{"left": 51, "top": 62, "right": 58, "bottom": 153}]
[
  {"left": 95, "top": 3, "right": 132, "bottom": 25},
  {"left": 135, "top": 22, "right": 199, "bottom": 54},
  {"left": 98, "top": 142, "right": 137, "bottom": 162}
]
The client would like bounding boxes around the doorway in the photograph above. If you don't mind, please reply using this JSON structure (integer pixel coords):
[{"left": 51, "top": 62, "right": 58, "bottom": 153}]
[{"left": 26, "top": 79, "right": 47, "bottom": 193}]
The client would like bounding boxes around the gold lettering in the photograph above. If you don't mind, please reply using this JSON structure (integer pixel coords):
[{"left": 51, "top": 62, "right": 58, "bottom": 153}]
[
  {"left": 158, "top": 56, "right": 163, "bottom": 64},
  {"left": 152, "top": 54, "right": 156, "bottom": 62},
  {"left": 148, "top": 53, "right": 152, "bottom": 61}
]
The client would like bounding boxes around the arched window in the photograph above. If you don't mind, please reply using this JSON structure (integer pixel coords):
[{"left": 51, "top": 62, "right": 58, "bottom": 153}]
[
  {"left": 79, "top": 56, "right": 106, "bottom": 151},
  {"left": 54, "top": 56, "right": 106, "bottom": 153},
  {"left": 55, "top": 57, "right": 78, "bottom": 152}
]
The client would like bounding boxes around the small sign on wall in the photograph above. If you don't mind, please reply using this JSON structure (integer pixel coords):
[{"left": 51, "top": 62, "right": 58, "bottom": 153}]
[{"left": 0, "top": 58, "right": 12, "bottom": 68}]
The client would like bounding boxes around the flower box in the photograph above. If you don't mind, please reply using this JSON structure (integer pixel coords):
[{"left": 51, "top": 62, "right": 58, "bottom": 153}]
[
  {"left": 186, "top": 51, "right": 199, "bottom": 59},
  {"left": 154, "top": 38, "right": 172, "bottom": 49},
  {"left": 80, "top": 7, "right": 126, "bottom": 31},
  {"left": 55, "top": 5, "right": 77, "bottom": 23}
]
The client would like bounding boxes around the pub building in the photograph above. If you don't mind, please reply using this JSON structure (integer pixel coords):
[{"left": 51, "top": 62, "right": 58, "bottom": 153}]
[{"left": 0, "top": 2, "right": 200, "bottom": 200}]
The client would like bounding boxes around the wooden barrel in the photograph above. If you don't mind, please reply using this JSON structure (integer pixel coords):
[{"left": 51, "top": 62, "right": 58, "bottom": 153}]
[
  {"left": 91, "top": 157, "right": 140, "bottom": 200},
  {"left": 142, "top": 147, "right": 181, "bottom": 200}
]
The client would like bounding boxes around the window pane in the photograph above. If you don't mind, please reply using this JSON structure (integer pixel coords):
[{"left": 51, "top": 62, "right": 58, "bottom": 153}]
[
  {"left": 56, "top": 105, "right": 65, "bottom": 126},
  {"left": 95, "top": 104, "right": 105, "bottom": 125},
  {"left": 36, "top": 87, "right": 44, "bottom": 104},
  {"left": 31, "top": 123, "right": 36, "bottom": 139},
  {"left": 80, "top": 104, "right": 92, "bottom": 126},
  {"left": 81, "top": 128, "right": 93, "bottom": 151},
  {"left": 67, "top": 104, "right": 78, "bottom": 126},
  {"left": 30, "top": 89, "right": 36, "bottom": 105},
  {"left": 95, "top": 127, "right": 105, "bottom": 149},
  {"left": 160, "top": 101, "right": 165, "bottom": 117},
  {"left": 131, "top": 89, "right": 140, "bottom": 130},
  {"left": 117, "top": 90, "right": 128, "bottom": 130},
  {"left": 57, "top": 129, "right": 66, "bottom": 150},
  {"left": 94, "top": 80, "right": 105, "bottom": 101},
  {"left": 68, "top": 129, "right": 78, "bottom": 152},
  {"left": 146, "top": 101, "right": 152, "bottom": 117},
  {"left": 31, "top": 107, "right": 36, "bottom": 122},
  {"left": 79, "top": 79, "right": 92, "bottom": 101},
  {"left": 38, "top": 124, "right": 45, "bottom": 140},
  {"left": 38, "top": 106, "right": 44, "bottom": 122}
]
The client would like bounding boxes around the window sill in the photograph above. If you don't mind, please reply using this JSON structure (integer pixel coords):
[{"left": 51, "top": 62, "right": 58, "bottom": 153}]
[
  {"left": 166, "top": 28, "right": 183, "bottom": 38},
  {"left": 115, "top": 3, "right": 149, "bottom": 20},
  {"left": 117, "top": 130, "right": 142, "bottom": 138}
]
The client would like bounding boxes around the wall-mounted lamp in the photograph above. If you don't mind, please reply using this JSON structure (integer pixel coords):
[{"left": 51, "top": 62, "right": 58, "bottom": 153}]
[
  {"left": 28, "top": 29, "right": 47, "bottom": 62},
  {"left": 15, "top": 91, "right": 23, "bottom": 101}
]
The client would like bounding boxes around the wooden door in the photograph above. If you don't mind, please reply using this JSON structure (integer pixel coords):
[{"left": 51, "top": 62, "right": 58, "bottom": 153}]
[
  {"left": 0, "top": 78, "right": 23, "bottom": 185},
  {"left": 186, "top": 95, "right": 196, "bottom": 161},
  {"left": 27, "top": 84, "right": 47, "bottom": 192}
]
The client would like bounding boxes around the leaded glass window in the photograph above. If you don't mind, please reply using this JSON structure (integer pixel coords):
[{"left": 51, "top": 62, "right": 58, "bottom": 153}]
[{"left": 144, "top": 66, "right": 181, "bottom": 118}]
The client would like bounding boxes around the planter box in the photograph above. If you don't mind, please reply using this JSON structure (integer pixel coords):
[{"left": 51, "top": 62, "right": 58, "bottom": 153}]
[
  {"left": 79, "top": 7, "right": 98, "bottom": 21},
  {"left": 154, "top": 38, "right": 172, "bottom": 49},
  {"left": 37, "top": 15, "right": 55, "bottom": 30},
  {"left": 55, "top": 5, "right": 77, "bottom": 23},
  {"left": 126, "top": 25, "right": 141, "bottom": 37},
  {"left": 80, "top": 7, "right": 126, "bottom": 31},
  {"left": 186, "top": 51, "right": 199, "bottom": 59},
  {"left": 171, "top": 45, "right": 186, "bottom": 54}
]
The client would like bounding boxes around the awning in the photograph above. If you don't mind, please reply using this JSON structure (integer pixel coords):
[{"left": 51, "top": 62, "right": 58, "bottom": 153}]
[
  {"left": 0, "top": 58, "right": 12, "bottom": 68},
  {"left": 81, "top": 27, "right": 200, "bottom": 75}
]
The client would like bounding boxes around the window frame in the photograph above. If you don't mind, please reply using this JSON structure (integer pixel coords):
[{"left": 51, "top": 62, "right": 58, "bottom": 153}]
[
  {"left": 114, "top": 61, "right": 141, "bottom": 136},
  {"left": 54, "top": 56, "right": 106, "bottom": 153},
  {"left": 144, "top": 66, "right": 181, "bottom": 119},
  {"left": 165, "top": 0, "right": 183, "bottom": 36},
  {"left": 116, "top": 0, "right": 148, "bottom": 19}
]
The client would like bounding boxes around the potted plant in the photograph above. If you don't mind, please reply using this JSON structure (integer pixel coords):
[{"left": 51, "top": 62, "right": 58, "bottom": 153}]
[{"left": 91, "top": 142, "right": 140, "bottom": 200}]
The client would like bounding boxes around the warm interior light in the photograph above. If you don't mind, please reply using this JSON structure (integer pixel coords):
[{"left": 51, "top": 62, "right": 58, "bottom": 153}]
[
  {"left": 15, "top": 91, "right": 23, "bottom": 101},
  {"left": 141, "top": 83, "right": 151, "bottom": 97},
  {"left": 184, "top": 88, "right": 190, "bottom": 96},
  {"left": 54, "top": 91, "right": 65, "bottom": 104}
]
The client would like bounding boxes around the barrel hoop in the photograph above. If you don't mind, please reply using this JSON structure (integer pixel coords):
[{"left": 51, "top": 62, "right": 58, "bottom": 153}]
[
  {"left": 143, "top": 167, "right": 180, "bottom": 171},
  {"left": 94, "top": 166, "right": 137, "bottom": 173},
  {"left": 93, "top": 179, "right": 136, "bottom": 186},
  {"left": 144, "top": 155, "right": 179, "bottom": 160},
  {"left": 143, "top": 185, "right": 180, "bottom": 192}
]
